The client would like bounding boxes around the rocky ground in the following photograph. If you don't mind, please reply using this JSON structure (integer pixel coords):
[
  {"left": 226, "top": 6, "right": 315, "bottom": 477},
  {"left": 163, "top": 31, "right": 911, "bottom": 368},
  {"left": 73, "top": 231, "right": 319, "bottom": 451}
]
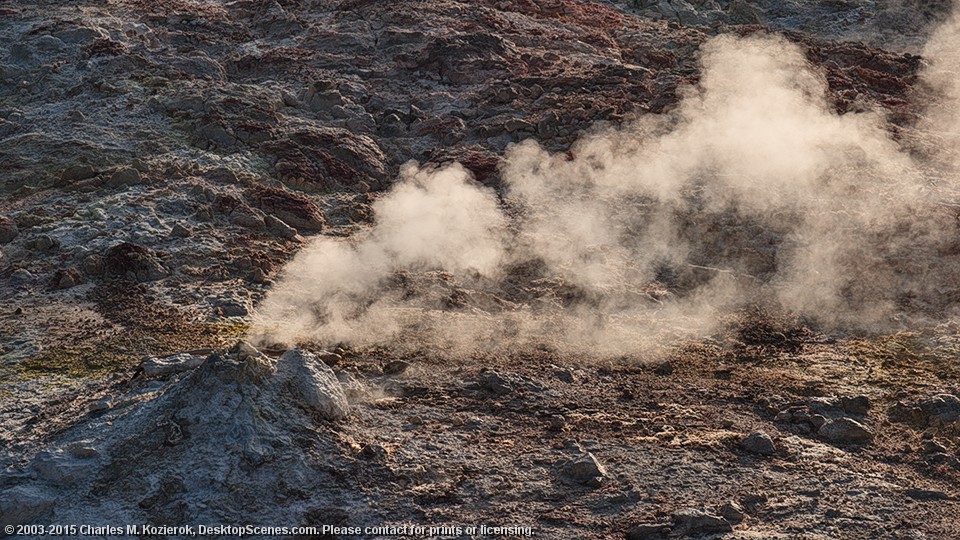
[{"left": 2, "top": 0, "right": 960, "bottom": 538}]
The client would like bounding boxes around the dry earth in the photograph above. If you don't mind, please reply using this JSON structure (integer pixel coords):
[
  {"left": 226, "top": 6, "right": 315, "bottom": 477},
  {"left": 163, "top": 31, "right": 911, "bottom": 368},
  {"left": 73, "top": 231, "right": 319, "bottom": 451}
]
[{"left": 1, "top": 0, "right": 960, "bottom": 539}]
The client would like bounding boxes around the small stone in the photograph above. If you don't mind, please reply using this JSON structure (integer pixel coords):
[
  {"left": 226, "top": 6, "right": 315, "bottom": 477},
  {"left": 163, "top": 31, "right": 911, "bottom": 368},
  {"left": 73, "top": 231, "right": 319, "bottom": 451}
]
[
  {"left": 82, "top": 254, "right": 105, "bottom": 276},
  {"left": 840, "top": 395, "right": 871, "bottom": 415},
  {"left": 537, "top": 111, "right": 561, "bottom": 138},
  {"left": 584, "top": 476, "right": 604, "bottom": 488},
  {"left": 626, "top": 523, "right": 671, "bottom": 540},
  {"left": 230, "top": 206, "right": 265, "bottom": 229},
  {"left": 0, "top": 215, "right": 18, "bottom": 244},
  {"left": 11, "top": 268, "right": 34, "bottom": 283},
  {"left": 66, "top": 442, "right": 99, "bottom": 459},
  {"left": 33, "top": 450, "right": 92, "bottom": 485},
  {"left": 55, "top": 268, "right": 82, "bottom": 289},
  {"left": 920, "top": 439, "right": 948, "bottom": 455},
  {"left": 207, "top": 167, "right": 239, "bottom": 184},
  {"left": 303, "top": 82, "right": 344, "bottom": 111},
  {"left": 318, "top": 351, "right": 342, "bottom": 366},
  {"left": 742, "top": 493, "right": 768, "bottom": 513},
  {"left": 265, "top": 215, "right": 299, "bottom": 240},
  {"left": 360, "top": 443, "right": 387, "bottom": 459},
  {"left": 195, "top": 207, "right": 214, "bottom": 222},
  {"left": 281, "top": 90, "right": 299, "bottom": 107},
  {"left": 739, "top": 430, "right": 775, "bottom": 456},
  {"left": 554, "top": 368, "right": 576, "bottom": 383},
  {"left": 233, "top": 341, "right": 260, "bottom": 360},
  {"left": 335, "top": 369, "right": 365, "bottom": 399},
  {"left": 905, "top": 488, "right": 951, "bottom": 501},
  {"left": 671, "top": 509, "right": 733, "bottom": 535},
  {"left": 383, "top": 360, "right": 410, "bottom": 375},
  {"left": 26, "top": 234, "right": 57, "bottom": 251},
  {"left": 719, "top": 500, "right": 746, "bottom": 523},
  {"left": 379, "top": 113, "right": 408, "bottom": 136},
  {"left": 818, "top": 418, "right": 874, "bottom": 444},
  {"left": 168, "top": 223, "right": 192, "bottom": 238},
  {"left": 142, "top": 353, "right": 205, "bottom": 377},
  {"left": 504, "top": 118, "right": 535, "bottom": 133},
  {"left": 774, "top": 410, "right": 793, "bottom": 422},
  {"left": 482, "top": 371, "right": 513, "bottom": 394},
  {"left": 217, "top": 301, "right": 248, "bottom": 317},
  {"left": 107, "top": 167, "right": 141, "bottom": 187},
  {"left": 654, "top": 361, "right": 673, "bottom": 376},
  {"left": 809, "top": 414, "right": 828, "bottom": 429},
  {"left": 564, "top": 452, "right": 607, "bottom": 486},
  {"left": 88, "top": 397, "right": 111, "bottom": 412},
  {"left": 60, "top": 164, "right": 96, "bottom": 183},
  {"left": 713, "top": 366, "right": 734, "bottom": 379},
  {"left": 547, "top": 415, "right": 567, "bottom": 431},
  {"left": 104, "top": 242, "right": 169, "bottom": 282},
  {"left": 131, "top": 158, "right": 150, "bottom": 173},
  {"left": 563, "top": 440, "right": 584, "bottom": 452}
]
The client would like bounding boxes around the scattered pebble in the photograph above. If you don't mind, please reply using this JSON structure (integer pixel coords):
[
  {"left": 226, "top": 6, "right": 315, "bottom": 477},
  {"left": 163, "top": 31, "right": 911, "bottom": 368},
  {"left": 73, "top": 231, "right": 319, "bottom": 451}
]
[
  {"left": 671, "top": 508, "right": 733, "bottom": 535},
  {"left": 818, "top": 418, "right": 874, "bottom": 444},
  {"left": 563, "top": 452, "right": 607, "bottom": 487},
  {"left": 739, "top": 430, "right": 775, "bottom": 456},
  {"left": 719, "top": 500, "right": 746, "bottom": 523},
  {"left": 87, "top": 397, "right": 111, "bottom": 413}
]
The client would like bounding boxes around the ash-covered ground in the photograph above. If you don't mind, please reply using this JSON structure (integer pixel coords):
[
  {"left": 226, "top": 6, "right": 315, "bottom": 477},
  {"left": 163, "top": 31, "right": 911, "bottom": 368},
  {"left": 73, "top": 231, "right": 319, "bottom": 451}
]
[{"left": 2, "top": 0, "right": 960, "bottom": 538}]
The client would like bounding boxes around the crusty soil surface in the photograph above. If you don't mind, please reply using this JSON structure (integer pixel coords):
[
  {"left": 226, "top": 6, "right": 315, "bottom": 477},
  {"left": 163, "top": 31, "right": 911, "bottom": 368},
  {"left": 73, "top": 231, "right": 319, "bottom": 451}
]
[{"left": 2, "top": 0, "right": 960, "bottom": 538}]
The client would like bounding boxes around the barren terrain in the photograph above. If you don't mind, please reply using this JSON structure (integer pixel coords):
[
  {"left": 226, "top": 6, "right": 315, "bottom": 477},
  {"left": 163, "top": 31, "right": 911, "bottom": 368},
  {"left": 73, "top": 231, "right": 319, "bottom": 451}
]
[{"left": 2, "top": 1, "right": 960, "bottom": 539}]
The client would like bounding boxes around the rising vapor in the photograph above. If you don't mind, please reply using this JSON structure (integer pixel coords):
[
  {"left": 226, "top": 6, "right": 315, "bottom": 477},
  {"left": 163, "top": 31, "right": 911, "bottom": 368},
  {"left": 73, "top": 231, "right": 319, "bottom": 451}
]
[{"left": 250, "top": 31, "right": 960, "bottom": 358}]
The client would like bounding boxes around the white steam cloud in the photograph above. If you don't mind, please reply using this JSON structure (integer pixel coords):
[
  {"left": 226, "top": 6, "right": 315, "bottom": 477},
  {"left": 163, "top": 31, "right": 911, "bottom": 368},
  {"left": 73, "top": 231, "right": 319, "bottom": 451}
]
[{"left": 250, "top": 30, "right": 960, "bottom": 358}]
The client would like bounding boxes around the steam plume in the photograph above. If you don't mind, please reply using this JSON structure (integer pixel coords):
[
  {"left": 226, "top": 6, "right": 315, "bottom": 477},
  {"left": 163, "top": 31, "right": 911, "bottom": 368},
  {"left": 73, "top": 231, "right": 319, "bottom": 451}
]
[{"left": 251, "top": 31, "right": 960, "bottom": 358}]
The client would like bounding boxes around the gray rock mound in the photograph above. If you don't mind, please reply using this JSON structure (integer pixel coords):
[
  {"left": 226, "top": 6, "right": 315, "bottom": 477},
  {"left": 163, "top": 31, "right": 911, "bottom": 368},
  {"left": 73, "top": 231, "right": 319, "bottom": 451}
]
[{"left": 0, "top": 347, "right": 359, "bottom": 528}]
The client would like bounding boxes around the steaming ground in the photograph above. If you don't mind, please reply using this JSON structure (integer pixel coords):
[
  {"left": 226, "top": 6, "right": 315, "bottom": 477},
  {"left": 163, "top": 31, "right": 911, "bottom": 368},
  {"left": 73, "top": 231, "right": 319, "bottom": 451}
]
[
  {"left": 251, "top": 33, "right": 960, "bottom": 358},
  {"left": 6, "top": 0, "right": 960, "bottom": 537}
]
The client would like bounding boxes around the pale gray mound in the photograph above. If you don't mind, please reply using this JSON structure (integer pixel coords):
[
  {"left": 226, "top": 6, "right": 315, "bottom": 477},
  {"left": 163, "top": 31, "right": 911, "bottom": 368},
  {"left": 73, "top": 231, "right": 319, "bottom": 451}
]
[{"left": 0, "top": 348, "right": 372, "bottom": 530}]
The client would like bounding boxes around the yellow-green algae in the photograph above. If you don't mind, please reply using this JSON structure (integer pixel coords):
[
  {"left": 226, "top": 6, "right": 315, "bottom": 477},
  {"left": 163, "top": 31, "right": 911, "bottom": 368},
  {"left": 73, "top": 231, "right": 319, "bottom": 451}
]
[{"left": 7, "top": 321, "right": 250, "bottom": 383}]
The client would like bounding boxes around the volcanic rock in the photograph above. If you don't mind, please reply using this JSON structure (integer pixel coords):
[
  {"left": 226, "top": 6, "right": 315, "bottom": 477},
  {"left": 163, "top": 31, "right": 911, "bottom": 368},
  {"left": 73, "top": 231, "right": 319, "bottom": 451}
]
[
  {"left": 273, "top": 349, "right": 349, "bottom": 421},
  {"left": 0, "top": 215, "right": 18, "bottom": 244},
  {"left": 739, "top": 431, "right": 776, "bottom": 456},
  {"left": 59, "top": 164, "right": 96, "bottom": 183},
  {"left": 103, "top": 242, "right": 169, "bottom": 282},
  {"left": 671, "top": 508, "right": 733, "bottom": 535},
  {"left": 106, "top": 168, "right": 141, "bottom": 188},
  {"left": 720, "top": 500, "right": 746, "bottom": 523},
  {"left": 142, "top": 353, "right": 205, "bottom": 377},
  {"left": 245, "top": 185, "right": 325, "bottom": 231},
  {"left": 818, "top": 418, "right": 874, "bottom": 444},
  {"left": 626, "top": 523, "right": 671, "bottom": 539},
  {"left": 564, "top": 452, "right": 607, "bottom": 486},
  {"left": 262, "top": 127, "right": 387, "bottom": 192}
]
